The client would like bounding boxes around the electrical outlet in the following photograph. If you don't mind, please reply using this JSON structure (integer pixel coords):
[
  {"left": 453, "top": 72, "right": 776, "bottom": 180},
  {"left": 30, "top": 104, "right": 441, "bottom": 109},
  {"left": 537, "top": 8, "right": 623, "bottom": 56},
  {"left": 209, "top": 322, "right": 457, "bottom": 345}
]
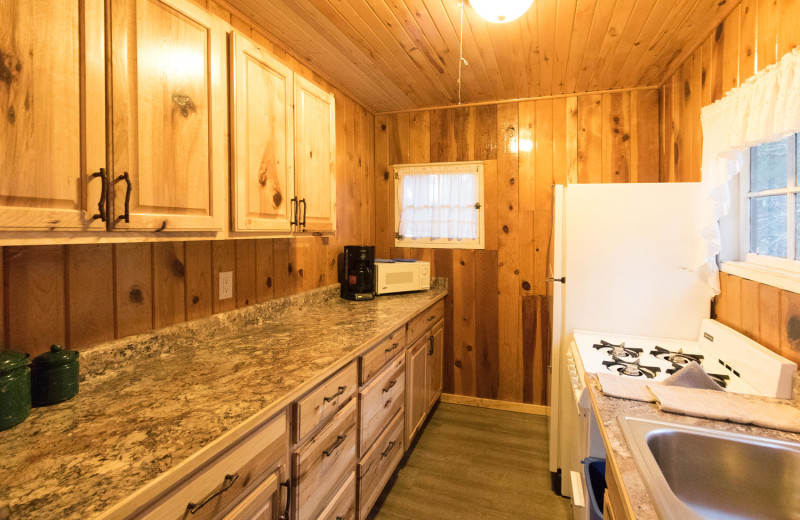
[{"left": 219, "top": 271, "right": 233, "bottom": 300}]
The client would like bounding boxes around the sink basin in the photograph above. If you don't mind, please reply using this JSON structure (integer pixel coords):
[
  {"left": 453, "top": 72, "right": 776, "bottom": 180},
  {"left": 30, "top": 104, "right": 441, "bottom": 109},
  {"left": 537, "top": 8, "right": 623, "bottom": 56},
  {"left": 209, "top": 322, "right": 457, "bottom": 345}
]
[{"left": 618, "top": 417, "right": 800, "bottom": 520}]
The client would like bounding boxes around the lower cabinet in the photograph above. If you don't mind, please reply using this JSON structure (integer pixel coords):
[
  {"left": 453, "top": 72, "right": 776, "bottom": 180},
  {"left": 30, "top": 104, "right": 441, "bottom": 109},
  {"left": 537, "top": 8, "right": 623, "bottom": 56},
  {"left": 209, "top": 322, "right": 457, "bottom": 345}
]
[
  {"left": 404, "top": 335, "right": 428, "bottom": 447},
  {"left": 357, "top": 411, "right": 405, "bottom": 520},
  {"left": 426, "top": 321, "right": 444, "bottom": 410},
  {"left": 317, "top": 471, "right": 357, "bottom": 520},
  {"left": 131, "top": 410, "right": 289, "bottom": 520},
  {"left": 293, "top": 399, "right": 357, "bottom": 520}
]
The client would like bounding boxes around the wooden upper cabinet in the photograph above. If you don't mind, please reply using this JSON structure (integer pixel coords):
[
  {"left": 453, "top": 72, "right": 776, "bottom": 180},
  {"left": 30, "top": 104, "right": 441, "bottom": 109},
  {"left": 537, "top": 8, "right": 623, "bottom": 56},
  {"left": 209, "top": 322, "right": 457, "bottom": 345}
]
[
  {"left": 294, "top": 75, "right": 335, "bottom": 233},
  {"left": 0, "top": 0, "right": 105, "bottom": 230},
  {"left": 230, "top": 32, "right": 294, "bottom": 233},
  {"left": 110, "top": 0, "right": 226, "bottom": 232}
]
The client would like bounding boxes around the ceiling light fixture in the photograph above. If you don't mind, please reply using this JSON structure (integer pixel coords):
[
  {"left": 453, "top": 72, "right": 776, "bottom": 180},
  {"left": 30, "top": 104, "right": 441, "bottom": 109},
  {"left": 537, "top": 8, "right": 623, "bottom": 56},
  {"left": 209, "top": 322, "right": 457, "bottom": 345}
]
[{"left": 469, "top": 0, "right": 534, "bottom": 23}]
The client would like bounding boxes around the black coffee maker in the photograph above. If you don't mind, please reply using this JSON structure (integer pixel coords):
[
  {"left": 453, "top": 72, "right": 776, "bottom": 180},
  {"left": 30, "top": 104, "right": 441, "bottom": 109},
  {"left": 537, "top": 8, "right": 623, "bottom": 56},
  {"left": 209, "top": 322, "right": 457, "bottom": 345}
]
[{"left": 340, "top": 245, "right": 375, "bottom": 300}]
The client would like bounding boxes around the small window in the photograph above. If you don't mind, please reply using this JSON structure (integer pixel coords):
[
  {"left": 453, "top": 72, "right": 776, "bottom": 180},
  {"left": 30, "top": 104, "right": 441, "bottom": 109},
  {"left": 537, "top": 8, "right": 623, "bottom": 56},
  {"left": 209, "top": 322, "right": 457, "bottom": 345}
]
[
  {"left": 393, "top": 161, "right": 484, "bottom": 249},
  {"left": 742, "top": 133, "right": 800, "bottom": 270}
]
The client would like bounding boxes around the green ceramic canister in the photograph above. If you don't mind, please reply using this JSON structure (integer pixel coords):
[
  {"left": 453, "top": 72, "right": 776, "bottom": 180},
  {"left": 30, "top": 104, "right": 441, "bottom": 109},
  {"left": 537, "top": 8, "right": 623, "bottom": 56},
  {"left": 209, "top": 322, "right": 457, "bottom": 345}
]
[
  {"left": 0, "top": 349, "right": 31, "bottom": 431},
  {"left": 31, "top": 344, "right": 79, "bottom": 407}
]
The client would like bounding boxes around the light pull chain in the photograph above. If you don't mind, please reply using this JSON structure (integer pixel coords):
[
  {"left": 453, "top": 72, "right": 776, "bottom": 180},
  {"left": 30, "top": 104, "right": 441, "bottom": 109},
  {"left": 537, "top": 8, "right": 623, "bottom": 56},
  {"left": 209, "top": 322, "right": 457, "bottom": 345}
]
[{"left": 458, "top": 1, "right": 469, "bottom": 105}]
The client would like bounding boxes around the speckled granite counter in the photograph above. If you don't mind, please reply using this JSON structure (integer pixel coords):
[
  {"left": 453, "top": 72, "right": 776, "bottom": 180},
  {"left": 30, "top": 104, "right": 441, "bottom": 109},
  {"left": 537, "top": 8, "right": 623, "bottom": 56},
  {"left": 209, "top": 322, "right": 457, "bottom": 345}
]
[
  {"left": 0, "top": 283, "right": 446, "bottom": 520},
  {"left": 586, "top": 373, "right": 800, "bottom": 519}
]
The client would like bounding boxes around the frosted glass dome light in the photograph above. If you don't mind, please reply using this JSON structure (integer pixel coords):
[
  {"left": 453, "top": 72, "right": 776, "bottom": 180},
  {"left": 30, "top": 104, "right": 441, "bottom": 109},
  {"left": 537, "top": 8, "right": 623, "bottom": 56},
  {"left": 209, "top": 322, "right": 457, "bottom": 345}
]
[{"left": 469, "top": 0, "right": 534, "bottom": 23}]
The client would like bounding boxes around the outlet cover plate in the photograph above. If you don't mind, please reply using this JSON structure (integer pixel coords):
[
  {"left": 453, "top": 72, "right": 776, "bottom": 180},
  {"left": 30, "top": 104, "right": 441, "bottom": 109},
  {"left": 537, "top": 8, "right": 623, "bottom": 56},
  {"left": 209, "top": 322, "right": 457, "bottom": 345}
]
[{"left": 219, "top": 271, "right": 233, "bottom": 300}]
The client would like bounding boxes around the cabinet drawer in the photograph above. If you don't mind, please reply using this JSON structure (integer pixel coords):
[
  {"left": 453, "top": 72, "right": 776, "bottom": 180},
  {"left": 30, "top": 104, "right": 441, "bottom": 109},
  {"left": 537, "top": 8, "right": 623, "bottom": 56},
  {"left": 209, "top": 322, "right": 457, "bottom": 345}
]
[
  {"left": 358, "top": 411, "right": 405, "bottom": 520},
  {"left": 406, "top": 299, "right": 444, "bottom": 344},
  {"left": 295, "top": 362, "right": 357, "bottom": 442},
  {"left": 360, "top": 327, "right": 405, "bottom": 386},
  {"left": 317, "top": 471, "right": 356, "bottom": 520},
  {"left": 221, "top": 469, "right": 280, "bottom": 520},
  {"left": 294, "top": 400, "right": 357, "bottom": 520},
  {"left": 359, "top": 354, "right": 405, "bottom": 456},
  {"left": 133, "top": 410, "right": 287, "bottom": 520}
]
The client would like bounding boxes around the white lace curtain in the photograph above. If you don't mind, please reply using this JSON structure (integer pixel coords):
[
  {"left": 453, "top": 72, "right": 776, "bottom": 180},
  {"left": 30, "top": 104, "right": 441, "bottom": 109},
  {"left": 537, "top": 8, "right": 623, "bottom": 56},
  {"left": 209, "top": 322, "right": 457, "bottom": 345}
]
[
  {"left": 396, "top": 162, "right": 480, "bottom": 241},
  {"left": 700, "top": 48, "right": 800, "bottom": 293}
]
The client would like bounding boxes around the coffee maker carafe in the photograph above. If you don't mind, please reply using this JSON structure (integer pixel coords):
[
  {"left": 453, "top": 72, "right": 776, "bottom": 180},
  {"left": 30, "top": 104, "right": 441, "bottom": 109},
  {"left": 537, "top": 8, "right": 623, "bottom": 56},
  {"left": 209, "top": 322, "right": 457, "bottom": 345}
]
[{"left": 340, "top": 246, "right": 375, "bottom": 300}]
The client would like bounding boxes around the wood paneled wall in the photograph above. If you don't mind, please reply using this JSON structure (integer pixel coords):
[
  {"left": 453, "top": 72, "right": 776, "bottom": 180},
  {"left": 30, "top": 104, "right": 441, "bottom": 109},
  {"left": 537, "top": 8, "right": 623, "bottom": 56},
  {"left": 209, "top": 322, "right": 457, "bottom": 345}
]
[
  {"left": 2, "top": 1, "right": 376, "bottom": 357},
  {"left": 374, "top": 88, "right": 661, "bottom": 405},
  {"left": 660, "top": 0, "right": 800, "bottom": 182},
  {"left": 715, "top": 273, "right": 800, "bottom": 365},
  {"left": 660, "top": 1, "right": 800, "bottom": 365}
]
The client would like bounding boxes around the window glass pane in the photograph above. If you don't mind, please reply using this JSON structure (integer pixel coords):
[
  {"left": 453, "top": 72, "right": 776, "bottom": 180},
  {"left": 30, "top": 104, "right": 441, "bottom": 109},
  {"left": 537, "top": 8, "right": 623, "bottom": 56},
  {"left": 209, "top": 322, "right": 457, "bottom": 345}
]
[
  {"left": 751, "top": 139, "right": 788, "bottom": 192},
  {"left": 750, "top": 195, "right": 787, "bottom": 257}
]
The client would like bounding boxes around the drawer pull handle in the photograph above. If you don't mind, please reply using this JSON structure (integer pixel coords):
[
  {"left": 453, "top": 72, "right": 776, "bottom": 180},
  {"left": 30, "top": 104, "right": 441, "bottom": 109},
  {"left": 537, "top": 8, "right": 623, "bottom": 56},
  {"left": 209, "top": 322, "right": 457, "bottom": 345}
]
[
  {"left": 186, "top": 473, "right": 239, "bottom": 514},
  {"left": 323, "top": 385, "right": 347, "bottom": 403},
  {"left": 323, "top": 434, "right": 347, "bottom": 457},
  {"left": 385, "top": 342, "right": 399, "bottom": 353},
  {"left": 382, "top": 380, "right": 397, "bottom": 393},
  {"left": 427, "top": 315, "right": 436, "bottom": 322},
  {"left": 279, "top": 479, "right": 290, "bottom": 520},
  {"left": 380, "top": 441, "right": 396, "bottom": 458}
]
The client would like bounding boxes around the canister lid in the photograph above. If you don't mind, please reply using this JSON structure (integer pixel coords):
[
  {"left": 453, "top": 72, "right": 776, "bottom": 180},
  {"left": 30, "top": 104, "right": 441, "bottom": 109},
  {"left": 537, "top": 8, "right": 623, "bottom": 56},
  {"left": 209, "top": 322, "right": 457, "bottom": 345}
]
[
  {"left": 32, "top": 344, "right": 79, "bottom": 368},
  {"left": 0, "top": 349, "right": 30, "bottom": 373}
]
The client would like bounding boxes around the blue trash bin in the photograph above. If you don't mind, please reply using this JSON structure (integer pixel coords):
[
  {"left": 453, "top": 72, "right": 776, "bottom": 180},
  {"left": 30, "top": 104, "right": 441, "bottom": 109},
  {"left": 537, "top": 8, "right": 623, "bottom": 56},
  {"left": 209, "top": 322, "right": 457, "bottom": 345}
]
[{"left": 582, "top": 457, "right": 606, "bottom": 520}]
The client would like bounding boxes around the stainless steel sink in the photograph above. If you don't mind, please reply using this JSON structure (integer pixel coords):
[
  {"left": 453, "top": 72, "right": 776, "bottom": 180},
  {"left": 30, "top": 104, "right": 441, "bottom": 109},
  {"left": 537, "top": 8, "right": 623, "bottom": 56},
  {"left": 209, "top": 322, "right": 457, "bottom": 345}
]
[{"left": 618, "top": 417, "right": 800, "bottom": 520}]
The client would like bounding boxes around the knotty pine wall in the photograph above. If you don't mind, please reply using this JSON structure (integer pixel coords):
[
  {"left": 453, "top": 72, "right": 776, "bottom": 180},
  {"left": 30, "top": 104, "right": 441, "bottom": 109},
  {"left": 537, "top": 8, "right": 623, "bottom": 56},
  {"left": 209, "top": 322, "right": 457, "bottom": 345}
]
[
  {"left": 2, "top": 1, "right": 376, "bottom": 358},
  {"left": 374, "top": 88, "right": 661, "bottom": 406},
  {"left": 659, "top": 1, "right": 800, "bottom": 366}
]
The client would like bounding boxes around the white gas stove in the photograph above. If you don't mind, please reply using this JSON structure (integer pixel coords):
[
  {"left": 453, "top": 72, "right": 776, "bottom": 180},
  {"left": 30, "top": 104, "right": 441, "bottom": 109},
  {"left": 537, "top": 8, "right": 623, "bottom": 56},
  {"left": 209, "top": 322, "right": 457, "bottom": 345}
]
[{"left": 572, "top": 318, "right": 796, "bottom": 399}]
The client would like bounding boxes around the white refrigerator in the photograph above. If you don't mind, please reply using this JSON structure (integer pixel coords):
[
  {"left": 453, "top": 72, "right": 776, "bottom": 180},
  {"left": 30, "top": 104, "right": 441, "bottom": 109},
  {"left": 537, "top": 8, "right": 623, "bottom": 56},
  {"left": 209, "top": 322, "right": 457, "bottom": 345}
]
[{"left": 547, "top": 183, "right": 713, "bottom": 498}]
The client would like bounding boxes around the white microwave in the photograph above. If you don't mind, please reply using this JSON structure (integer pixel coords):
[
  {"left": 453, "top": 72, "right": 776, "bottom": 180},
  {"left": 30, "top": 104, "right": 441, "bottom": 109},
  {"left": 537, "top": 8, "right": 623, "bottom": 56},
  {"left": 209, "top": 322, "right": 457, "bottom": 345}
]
[{"left": 374, "top": 261, "right": 430, "bottom": 295}]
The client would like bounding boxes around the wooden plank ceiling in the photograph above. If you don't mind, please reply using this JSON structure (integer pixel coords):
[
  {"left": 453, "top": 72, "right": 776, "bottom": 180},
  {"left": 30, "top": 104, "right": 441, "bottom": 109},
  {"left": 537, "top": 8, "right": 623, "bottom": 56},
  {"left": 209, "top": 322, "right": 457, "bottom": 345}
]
[{"left": 224, "top": 0, "right": 739, "bottom": 112}]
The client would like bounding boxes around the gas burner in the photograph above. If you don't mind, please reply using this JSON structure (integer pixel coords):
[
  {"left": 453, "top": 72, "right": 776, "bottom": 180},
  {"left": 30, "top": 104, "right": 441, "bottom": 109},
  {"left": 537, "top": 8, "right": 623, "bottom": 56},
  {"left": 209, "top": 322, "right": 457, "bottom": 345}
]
[
  {"left": 593, "top": 340, "right": 643, "bottom": 359},
  {"left": 601, "top": 357, "right": 661, "bottom": 379},
  {"left": 650, "top": 346, "right": 704, "bottom": 366},
  {"left": 665, "top": 364, "right": 730, "bottom": 388}
]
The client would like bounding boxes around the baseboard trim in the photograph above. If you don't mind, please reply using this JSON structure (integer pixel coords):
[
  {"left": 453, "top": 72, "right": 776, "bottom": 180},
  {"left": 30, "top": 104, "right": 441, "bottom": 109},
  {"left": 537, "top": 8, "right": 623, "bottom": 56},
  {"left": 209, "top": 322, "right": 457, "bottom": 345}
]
[{"left": 439, "top": 394, "right": 550, "bottom": 416}]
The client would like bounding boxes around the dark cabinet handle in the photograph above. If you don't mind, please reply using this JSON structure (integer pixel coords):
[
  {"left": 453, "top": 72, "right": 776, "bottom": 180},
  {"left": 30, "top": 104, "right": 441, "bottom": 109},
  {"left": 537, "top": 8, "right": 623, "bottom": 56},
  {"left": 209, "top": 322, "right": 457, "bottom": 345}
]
[
  {"left": 380, "top": 440, "right": 396, "bottom": 458},
  {"left": 323, "top": 434, "right": 346, "bottom": 457},
  {"left": 186, "top": 473, "right": 238, "bottom": 514},
  {"left": 336, "top": 517, "right": 344, "bottom": 520},
  {"left": 385, "top": 342, "right": 399, "bottom": 354},
  {"left": 279, "top": 479, "right": 290, "bottom": 520},
  {"left": 290, "top": 196, "right": 298, "bottom": 226},
  {"left": 323, "top": 385, "right": 346, "bottom": 403},
  {"left": 115, "top": 171, "right": 131, "bottom": 224},
  {"left": 382, "top": 380, "right": 397, "bottom": 393},
  {"left": 427, "top": 315, "right": 436, "bottom": 322},
  {"left": 299, "top": 198, "right": 307, "bottom": 229},
  {"left": 429, "top": 335, "right": 434, "bottom": 356},
  {"left": 90, "top": 168, "right": 107, "bottom": 222}
]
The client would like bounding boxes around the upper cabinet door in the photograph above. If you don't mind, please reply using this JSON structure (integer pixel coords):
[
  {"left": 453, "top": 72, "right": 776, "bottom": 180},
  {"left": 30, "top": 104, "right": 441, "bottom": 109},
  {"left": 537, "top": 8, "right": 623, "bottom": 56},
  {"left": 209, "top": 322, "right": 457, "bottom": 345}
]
[
  {"left": 230, "top": 32, "right": 294, "bottom": 233},
  {"left": 294, "top": 76, "right": 335, "bottom": 233},
  {"left": 110, "top": 0, "right": 225, "bottom": 232},
  {"left": 0, "top": 0, "right": 105, "bottom": 231}
]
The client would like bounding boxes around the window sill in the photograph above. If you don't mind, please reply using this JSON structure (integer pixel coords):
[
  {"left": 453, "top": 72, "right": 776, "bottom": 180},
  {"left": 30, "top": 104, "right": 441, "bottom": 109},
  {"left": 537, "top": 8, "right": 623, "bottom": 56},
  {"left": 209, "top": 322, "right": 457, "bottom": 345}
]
[{"left": 721, "top": 261, "right": 800, "bottom": 294}]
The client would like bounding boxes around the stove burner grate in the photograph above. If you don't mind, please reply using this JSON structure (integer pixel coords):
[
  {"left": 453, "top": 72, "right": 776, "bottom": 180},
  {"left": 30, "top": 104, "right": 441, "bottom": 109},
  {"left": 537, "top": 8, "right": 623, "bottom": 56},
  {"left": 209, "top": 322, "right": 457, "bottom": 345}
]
[
  {"left": 601, "top": 356, "right": 661, "bottom": 379},
  {"left": 650, "top": 346, "right": 704, "bottom": 366},
  {"left": 593, "top": 340, "right": 643, "bottom": 360}
]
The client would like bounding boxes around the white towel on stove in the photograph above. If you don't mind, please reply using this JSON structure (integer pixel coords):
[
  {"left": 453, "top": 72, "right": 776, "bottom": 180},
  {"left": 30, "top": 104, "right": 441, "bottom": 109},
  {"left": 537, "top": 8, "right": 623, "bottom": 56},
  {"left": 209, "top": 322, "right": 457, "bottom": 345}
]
[
  {"left": 597, "top": 373, "right": 657, "bottom": 402},
  {"left": 647, "top": 385, "right": 800, "bottom": 434}
]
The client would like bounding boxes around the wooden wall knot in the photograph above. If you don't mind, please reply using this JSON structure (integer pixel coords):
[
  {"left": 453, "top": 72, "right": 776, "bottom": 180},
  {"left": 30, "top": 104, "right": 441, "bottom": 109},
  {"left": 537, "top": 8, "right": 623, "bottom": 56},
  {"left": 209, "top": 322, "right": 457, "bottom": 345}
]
[
  {"left": 0, "top": 49, "right": 21, "bottom": 86},
  {"left": 172, "top": 94, "right": 196, "bottom": 117}
]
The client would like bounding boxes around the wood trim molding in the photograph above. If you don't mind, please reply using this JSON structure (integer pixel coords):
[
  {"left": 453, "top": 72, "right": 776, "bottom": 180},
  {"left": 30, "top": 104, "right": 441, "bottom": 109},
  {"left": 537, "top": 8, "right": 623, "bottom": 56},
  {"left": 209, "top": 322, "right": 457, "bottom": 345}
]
[
  {"left": 375, "top": 86, "right": 661, "bottom": 115},
  {"left": 439, "top": 394, "right": 549, "bottom": 416}
]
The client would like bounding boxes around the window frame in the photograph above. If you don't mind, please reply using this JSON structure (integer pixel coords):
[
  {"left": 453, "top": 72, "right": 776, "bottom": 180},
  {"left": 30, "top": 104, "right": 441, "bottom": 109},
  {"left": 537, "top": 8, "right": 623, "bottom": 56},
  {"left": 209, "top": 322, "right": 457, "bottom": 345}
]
[
  {"left": 738, "top": 134, "right": 800, "bottom": 273},
  {"left": 393, "top": 160, "right": 485, "bottom": 250}
]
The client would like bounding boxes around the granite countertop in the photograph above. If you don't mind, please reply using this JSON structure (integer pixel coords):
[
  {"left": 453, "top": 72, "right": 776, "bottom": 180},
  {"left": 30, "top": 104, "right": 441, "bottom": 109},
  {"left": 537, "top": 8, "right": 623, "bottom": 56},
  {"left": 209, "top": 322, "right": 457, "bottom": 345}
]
[
  {"left": 586, "top": 373, "right": 800, "bottom": 519},
  {"left": 0, "top": 283, "right": 446, "bottom": 520}
]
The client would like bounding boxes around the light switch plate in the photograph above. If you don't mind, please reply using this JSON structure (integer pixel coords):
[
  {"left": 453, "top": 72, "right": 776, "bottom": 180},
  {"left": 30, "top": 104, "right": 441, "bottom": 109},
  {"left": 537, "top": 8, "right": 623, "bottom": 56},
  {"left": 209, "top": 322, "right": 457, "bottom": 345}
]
[{"left": 219, "top": 271, "right": 233, "bottom": 300}]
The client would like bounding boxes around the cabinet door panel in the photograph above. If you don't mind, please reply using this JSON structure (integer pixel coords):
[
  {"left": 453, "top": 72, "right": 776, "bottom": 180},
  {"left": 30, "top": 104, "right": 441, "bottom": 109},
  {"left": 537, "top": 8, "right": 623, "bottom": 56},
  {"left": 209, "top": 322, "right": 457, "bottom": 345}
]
[
  {"left": 112, "top": 0, "right": 224, "bottom": 231},
  {"left": 294, "top": 76, "right": 335, "bottom": 233},
  {"left": 427, "top": 322, "right": 443, "bottom": 410},
  {"left": 404, "top": 336, "right": 427, "bottom": 447},
  {"left": 0, "top": 0, "right": 105, "bottom": 230},
  {"left": 231, "top": 32, "right": 294, "bottom": 232}
]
